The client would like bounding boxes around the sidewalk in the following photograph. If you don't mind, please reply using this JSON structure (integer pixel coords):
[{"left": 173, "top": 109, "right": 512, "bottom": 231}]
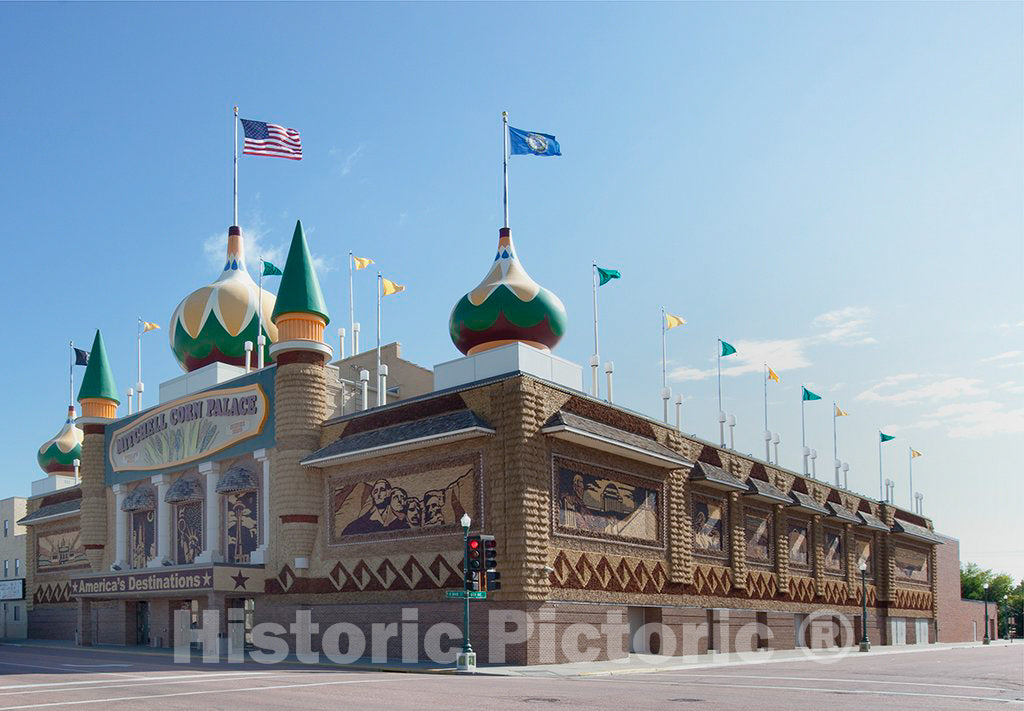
[{"left": 1, "top": 637, "right": 1013, "bottom": 677}]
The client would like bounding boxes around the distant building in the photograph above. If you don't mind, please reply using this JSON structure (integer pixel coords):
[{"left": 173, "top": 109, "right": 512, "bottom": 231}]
[{"left": 0, "top": 496, "right": 28, "bottom": 638}]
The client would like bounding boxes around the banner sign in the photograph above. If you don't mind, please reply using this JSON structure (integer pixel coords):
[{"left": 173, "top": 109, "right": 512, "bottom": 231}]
[
  {"left": 0, "top": 579, "right": 25, "bottom": 601},
  {"left": 70, "top": 566, "right": 265, "bottom": 597},
  {"left": 109, "top": 384, "right": 267, "bottom": 472}
]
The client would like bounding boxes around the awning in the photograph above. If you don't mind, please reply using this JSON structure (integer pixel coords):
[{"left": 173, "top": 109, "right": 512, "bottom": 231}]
[
  {"left": 892, "top": 519, "right": 944, "bottom": 544},
  {"left": 216, "top": 466, "right": 259, "bottom": 493},
  {"left": 121, "top": 486, "right": 155, "bottom": 512},
  {"left": 788, "top": 490, "right": 829, "bottom": 515},
  {"left": 858, "top": 511, "right": 890, "bottom": 531},
  {"left": 688, "top": 460, "right": 747, "bottom": 491},
  {"left": 744, "top": 477, "right": 790, "bottom": 504},
  {"left": 165, "top": 476, "right": 203, "bottom": 503},
  {"left": 826, "top": 501, "right": 860, "bottom": 524},
  {"left": 18, "top": 498, "right": 81, "bottom": 525},
  {"left": 541, "top": 410, "right": 692, "bottom": 469},
  {"left": 303, "top": 409, "right": 495, "bottom": 467}
]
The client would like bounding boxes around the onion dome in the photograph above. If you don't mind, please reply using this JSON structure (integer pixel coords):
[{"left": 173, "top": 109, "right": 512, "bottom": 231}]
[
  {"left": 449, "top": 227, "right": 567, "bottom": 355},
  {"left": 170, "top": 226, "right": 278, "bottom": 371},
  {"left": 78, "top": 329, "right": 119, "bottom": 419},
  {"left": 37, "top": 405, "right": 83, "bottom": 474}
]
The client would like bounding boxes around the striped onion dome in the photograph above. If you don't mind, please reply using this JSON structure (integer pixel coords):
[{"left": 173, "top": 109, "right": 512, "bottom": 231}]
[
  {"left": 449, "top": 226, "right": 567, "bottom": 355},
  {"left": 37, "top": 406, "right": 83, "bottom": 474},
  {"left": 170, "top": 226, "right": 278, "bottom": 371}
]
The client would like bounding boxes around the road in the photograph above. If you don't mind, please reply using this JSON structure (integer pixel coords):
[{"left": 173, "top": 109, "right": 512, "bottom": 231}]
[{"left": 0, "top": 642, "right": 1019, "bottom": 709}]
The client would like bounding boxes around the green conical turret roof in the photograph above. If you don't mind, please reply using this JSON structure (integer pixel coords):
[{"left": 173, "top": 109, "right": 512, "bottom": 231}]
[
  {"left": 272, "top": 220, "right": 329, "bottom": 325},
  {"left": 77, "top": 329, "right": 120, "bottom": 404}
]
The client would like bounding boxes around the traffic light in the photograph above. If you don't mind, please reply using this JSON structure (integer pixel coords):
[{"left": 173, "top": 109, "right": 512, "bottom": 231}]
[
  {"left": 465, "top": 535, "right": 483, "bottom": 591},
  {"left": 480, "top": 535, "right": 501, "bottom": 591}
]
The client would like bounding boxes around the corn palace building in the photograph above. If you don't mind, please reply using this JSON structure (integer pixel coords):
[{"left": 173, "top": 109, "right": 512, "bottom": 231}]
[{"left": 21, "top": 221, "right": 948, "bottom": 663}]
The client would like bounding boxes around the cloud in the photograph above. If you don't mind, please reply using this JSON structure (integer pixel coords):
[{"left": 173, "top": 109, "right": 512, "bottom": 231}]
[
  {"left": 810, "top": 306, "right": 877, "bottom": 345},
  {"left": 667, "top": 306, "right": 871, "bottom": 384},
  {"left": 981, "top": 350, "right": 1023, "bottom": 362},
  {"left": 917, "top": 400, "right": 1024, "bottom": 439},
  {"left": 330, "top": 144, "right": 364, "bottom": 177},
  {"left": 855, "top": 374, "right": 985, "bottom": 405},
  {"left": 202, "top": 218, "right": 333, "bottom": 280}
]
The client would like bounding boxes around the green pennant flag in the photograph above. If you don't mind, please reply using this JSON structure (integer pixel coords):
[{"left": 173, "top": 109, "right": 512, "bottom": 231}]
[
  {"left": 880, "top": 432, "right": 896, "bottom": 442},
  {"left": 720, "top": 340, "right": 737, "bottom": 357},
  {"left": 802, "top": 386, "right": 822, "bottom": 401},
  {"left": 262, "top": 260, "right": 283, "bottom": 277},
  {"left": 596, "top": 266, "right": 621, "bottom": 286}
]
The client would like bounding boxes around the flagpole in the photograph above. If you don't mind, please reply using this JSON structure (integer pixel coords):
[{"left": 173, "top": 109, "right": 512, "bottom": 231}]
[
  {"left": 68, "top": 340, "right": 74, "bottom": 408},
  {"left": 136, "top": 317, "right": 143, "bottom": 411},
  {"left": 800, "top": 389, "right": 807, "bottom": 475},
  {"left": 908, "top": 446, "right": 913, "bottom": 509},
  {"left": 349, "top": 252, "right": 355, "bottom": 355},
  {"left": 878, "top": 432, "right": 883, "bottom": 500},
  {"left": 376, "top": 273, "right": 382, "bottom": 407},
  {"left": 502, "top": 111, "right": 510, "bottom": 228},
  {"left": 833, "top": 402, "right": 839, "bottom": 485},
  {"left": 233, "top": 105, "right": 238, "bottom": 226},
  {"left": 717, "top": 339, "right": 725, "bottom": 446},
  {"left": 258, "top": 258, "right": 265, "bottom": 369},
  {"left": 661, "top": 307, "right": 667, "bottom": 389},
  {"left": 592, "top": 262, "right": 599, "bottom": 397},
  {"left": 763, "top": 364, "right": 770, "bottom": 461}
]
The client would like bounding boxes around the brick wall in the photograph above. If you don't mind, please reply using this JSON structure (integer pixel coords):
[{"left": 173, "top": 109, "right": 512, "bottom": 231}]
[{"left": 934, "top": 533, "right": 1000, "bottom": 642}]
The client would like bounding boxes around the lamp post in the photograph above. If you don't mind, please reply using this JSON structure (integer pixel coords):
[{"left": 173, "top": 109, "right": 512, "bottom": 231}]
[
  {"left": 457, "top": 512, "right": 476, "bottom": 671},
  {"left": 983, "top": 582, "right": 990, "bottom": 645},
  {"left": 859, "top": 561, "right": 871, "bottom": 652}
]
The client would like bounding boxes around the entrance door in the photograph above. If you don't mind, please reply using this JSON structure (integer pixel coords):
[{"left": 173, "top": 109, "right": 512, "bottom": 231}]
[
  {"left": 888, "top": 617, "right": 906, "bottom": 645},
  {"left": 136, "top": 601, "right": 150, "bottom": 646}
]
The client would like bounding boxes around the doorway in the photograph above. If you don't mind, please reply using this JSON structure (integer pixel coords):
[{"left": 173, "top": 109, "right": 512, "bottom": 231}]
[{"left": 135, "top": 601, "right": 150, "bottom": 646}]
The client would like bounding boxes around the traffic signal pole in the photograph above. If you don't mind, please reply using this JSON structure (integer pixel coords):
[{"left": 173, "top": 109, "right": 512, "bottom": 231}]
[{"left": 462, "top": 528, "right": 473, "bottom": 657}]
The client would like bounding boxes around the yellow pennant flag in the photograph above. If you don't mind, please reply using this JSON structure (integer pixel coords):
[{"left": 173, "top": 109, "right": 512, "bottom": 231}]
[
  {"left": 665, "top": 313, "right": 686, "bottom": 329},
  {"left": 835, "top": 405, "right": 849, "bottom": 417},
  {"left": 767, "top": 366, "right": 780, "bottom": 383},
  {"left": 352, "top": 256, "right": 374, "bottom": 270},
  {"left": 911, "top": 448, "right": 923, "bottom": 458},
  {"left": 380, "top": 276, "right": 405, "bottom": 296},
  {"left": 142, "top": 322, "right": 160, "bottom": 333}
]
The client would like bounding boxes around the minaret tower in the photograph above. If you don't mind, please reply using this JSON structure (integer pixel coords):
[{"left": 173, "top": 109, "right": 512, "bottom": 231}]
[
  {"left": 76, "top": 329, "right": 119, "bottom": 571},
  {"left": 268, "top": 220, "right": 331, "bottom": 573}
]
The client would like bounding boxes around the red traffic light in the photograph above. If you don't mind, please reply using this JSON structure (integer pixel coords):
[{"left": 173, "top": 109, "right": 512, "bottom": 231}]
[{"left": 469, "top": 539, "right": 480, "bottom": 550}]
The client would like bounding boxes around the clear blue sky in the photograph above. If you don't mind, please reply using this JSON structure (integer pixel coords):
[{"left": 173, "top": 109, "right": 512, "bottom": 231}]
[{"left": 2, "top": 2, "right": 1021, "bottom": 578}]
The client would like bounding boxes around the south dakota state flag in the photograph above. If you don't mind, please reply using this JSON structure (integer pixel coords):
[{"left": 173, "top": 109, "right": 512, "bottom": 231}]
[{"left": 509, "top": 126, "right": 561, "bottom": 156}]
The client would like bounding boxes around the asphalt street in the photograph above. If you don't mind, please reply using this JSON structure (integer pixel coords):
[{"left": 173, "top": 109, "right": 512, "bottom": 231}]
[{"left": 0, "top": 642, "right": 1019, "bottom": 710}]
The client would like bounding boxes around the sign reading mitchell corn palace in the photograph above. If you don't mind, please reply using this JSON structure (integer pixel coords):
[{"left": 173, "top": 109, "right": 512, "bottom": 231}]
[{"left": 21, "top": 221, "right": 944, "bottom": 663}]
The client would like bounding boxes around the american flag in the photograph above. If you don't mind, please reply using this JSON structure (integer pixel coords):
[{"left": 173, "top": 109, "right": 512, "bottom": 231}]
[{"left": 240, "top": 118, "right": 302, "bottom": 160}]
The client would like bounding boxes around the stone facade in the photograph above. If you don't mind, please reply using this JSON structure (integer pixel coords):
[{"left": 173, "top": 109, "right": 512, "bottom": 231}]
[{"left": 22, "top": 361, "right": 949, "bottom": 663}]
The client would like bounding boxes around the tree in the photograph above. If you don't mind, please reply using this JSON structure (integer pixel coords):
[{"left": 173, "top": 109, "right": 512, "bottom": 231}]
[{"left": 961, "top": 563, "right": 1024, "bottom": 638}]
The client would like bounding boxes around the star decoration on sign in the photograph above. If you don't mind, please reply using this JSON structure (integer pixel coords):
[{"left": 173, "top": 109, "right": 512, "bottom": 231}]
[
  {"left": 231, "top": 570, "right": 250, "bottom": 590},
  {"left": 202, "top": 573, "right": 212, "bottom": 587}
]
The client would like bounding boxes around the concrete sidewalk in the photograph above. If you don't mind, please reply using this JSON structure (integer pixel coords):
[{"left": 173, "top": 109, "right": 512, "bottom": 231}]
[{"left": 0, "top": 637, "right": 1013, "bottom": 677}]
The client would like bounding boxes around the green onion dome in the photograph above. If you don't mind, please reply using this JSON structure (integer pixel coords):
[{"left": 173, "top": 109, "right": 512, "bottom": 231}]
[
  {"left": 449, "top": 227, "right": 567, "bottom": 355},
  {"left": 37, "top": 406, "right": 83, "bottom": 474},
  {"left": 170, "top": 226, "right": 278, "bottom": 371}
]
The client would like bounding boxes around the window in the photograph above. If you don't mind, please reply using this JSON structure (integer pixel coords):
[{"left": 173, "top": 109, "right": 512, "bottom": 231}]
[
  {"left": 12, "top": 605, "right": 19, "bottom": 621},
  {"left": 3, "top": 519, "right": 8, "bottom": 537},
  {"left": 14, "top": 559, "right": 19, "bottom": 576},
  {"left": 2, "top": 560, "right": 7, "bottom": 578}
]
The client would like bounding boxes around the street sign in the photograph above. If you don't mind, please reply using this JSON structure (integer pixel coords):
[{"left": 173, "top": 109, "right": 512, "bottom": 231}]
[{"left": 445, "top": 590, "right": 487, "bottom": 599}]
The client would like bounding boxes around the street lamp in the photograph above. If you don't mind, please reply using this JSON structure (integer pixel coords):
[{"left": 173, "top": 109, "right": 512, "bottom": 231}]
[
  {"left": 458, "top": 513, "right": 476, "bottom": 671},
  {"left": 859, "top": 561, "right": 871, "bottom": 652},
  {"left": 983, "top": 582, "right": 990, "bottom": 645}
]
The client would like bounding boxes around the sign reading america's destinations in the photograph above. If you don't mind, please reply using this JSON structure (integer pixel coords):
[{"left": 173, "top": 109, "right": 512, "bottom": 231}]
[
  {"left": 109, "top": 384, "right": 267, "bottom": 472},
  {"left": 71, "top": 569, "right": 214, "bottom": 596}
]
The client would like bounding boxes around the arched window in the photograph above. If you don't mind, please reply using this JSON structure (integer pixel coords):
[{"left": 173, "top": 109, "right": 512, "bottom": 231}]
[
  {"left": 121, "top": 485, "right": 156, "bottom": 569},
  {"left": 165, "top": 474, "right": 204, "bottom": 565},
  {"left": 217, "top": 466, "right": 259, "bottom": 564}
]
